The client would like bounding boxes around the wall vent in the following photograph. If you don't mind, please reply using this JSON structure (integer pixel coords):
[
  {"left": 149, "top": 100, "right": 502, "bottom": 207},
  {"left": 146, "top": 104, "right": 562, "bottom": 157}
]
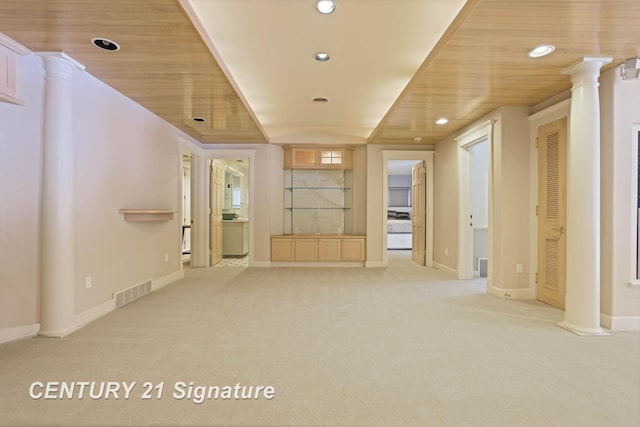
[
  {"left": 477, "top": 258, "right": 488, "bottom": 278},
  {"left": 114, "top": 279, "right": 152, "bottom": 309}
]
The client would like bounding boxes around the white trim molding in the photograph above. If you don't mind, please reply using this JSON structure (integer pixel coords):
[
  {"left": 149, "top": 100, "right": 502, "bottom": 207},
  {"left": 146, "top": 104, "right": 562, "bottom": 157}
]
[
  {"left": 488, "top": 285, "right": 536, "bottom": 300},
  {"left": 0, "top": 323, "right": 40, "bottom": 345},
  {"left": 455, "top": 120, "right": 494, "bottom": 281},
  {"left": 434, "top": 262, "right": 457, "bottom": 277},
  {"left": 630, "top": 124, "right": 640, "bottom": 282},
  {"left": 380, "top": 150, "right": 435, "bottom": 268},
  {"left": 0, "top": 32, "right": 32, "bottom": 55},
  {"left": 152, "top": 270, "right": 185, "bottom": 292},
  {"left": 528, "top": 100, "right": 571, "bottom": 300},
  {"left": 600, "top": 314, "right": 640, "bottom": 331},
  {"left": 74, "top": 299, "right": 115, "bottom": 329}
]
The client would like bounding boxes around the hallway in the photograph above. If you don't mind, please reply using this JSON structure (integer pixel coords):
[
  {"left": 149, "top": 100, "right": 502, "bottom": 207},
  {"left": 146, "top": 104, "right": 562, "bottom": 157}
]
[{"left": 1, "top": 257, "right": 638, "bottom": 426}]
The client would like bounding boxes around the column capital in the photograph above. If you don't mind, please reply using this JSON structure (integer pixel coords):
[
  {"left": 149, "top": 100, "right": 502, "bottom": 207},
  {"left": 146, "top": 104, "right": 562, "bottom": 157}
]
[
  {"left": 37, "top": 52, "right": 86, "bottom": 71},
  {"left": 561, "top": 57, "right": 613, "bottom": 87}
]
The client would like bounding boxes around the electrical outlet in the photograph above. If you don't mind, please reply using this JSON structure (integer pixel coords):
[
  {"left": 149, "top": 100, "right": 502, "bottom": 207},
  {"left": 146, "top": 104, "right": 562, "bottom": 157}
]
[
  {"left": 164, "top": 253, "right": 169, "bottom": 262},
  {"left": 85, "top": 276, "right": 92, "bottom": 289},
  {"left": 516, "top": 264, "right": 523, "bottom": 274},
  {"left": 444, "top": 248, "right": 449, "bottom": 256}
]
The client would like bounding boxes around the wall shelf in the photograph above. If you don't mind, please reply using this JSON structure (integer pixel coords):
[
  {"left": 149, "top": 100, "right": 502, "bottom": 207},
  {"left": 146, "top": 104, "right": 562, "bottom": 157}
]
[{"left": 118, "top": 209, "right": 176, "bottom": 222}]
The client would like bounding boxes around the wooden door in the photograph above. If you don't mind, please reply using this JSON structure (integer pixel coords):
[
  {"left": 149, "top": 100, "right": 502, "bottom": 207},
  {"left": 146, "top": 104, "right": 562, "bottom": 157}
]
[
  {"left": 537, "top": 118, "right": 567, "bottom": 309},
  {"left": 209, "top": 163, "right": 222, "bottom": 266},
  {"left": 412, "top": 161, "right": 426, "bottom": 266}
]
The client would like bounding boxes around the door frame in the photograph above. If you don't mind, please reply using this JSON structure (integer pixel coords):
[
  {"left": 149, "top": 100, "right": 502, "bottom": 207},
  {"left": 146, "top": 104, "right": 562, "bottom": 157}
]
[
  {"left": 381, "top": 150, "right": 434, "bottom": 268},
  {"left": 208, "top": 149, "right": 256, "bottom": 266},
  {"left": 631, "top": 124, "right": 640, "bottom": 284},
  {"left": 456, "top": 120, "right": 494, "bottom": 280},
  {"left": 528, "top": 99, "right": 571, "bottom": 298}
]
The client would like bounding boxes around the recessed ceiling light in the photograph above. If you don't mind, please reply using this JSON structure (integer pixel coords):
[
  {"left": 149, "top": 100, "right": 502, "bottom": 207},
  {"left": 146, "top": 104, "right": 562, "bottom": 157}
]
[
  {"left": 435, "top": 118, "right": 448, "bottom": 125},
  {"left": 414, "top": 137, "right": 423, "bottom": 143},
  {"left": 315, "top": 0, "right": 336, "bottom": 14},
  {"left": 315, "top": 52, "right": 330, "bottom": 62},
  {"left": 528, "top": 44, "right": 555, "bottom": 58},
  {"left": 192, "top": 117, "right": 206, "bottom": 122},
  {"left": 91, "top": 37, "right": 120, "bottom": 51},
  {"left": 313, "top": 97, "right": 329, "bottom": 103}
]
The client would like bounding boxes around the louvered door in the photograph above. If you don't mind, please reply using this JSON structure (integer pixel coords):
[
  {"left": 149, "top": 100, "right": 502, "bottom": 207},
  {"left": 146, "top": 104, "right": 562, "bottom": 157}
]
[{"left": 537, "top": 118, "right": 567, "bottom": 309}]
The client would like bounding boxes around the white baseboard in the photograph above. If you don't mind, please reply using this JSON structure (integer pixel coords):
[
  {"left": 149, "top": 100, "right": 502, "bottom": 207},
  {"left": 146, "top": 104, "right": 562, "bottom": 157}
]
[
  {"left": 71, "top": 269, "right": 184, "bottom": 332},
  {"left": 434, "top": 262, "right": 457, "bottom": 277},
  {"left": 250, "top": 261, "right": 271, "bottom": 268},
  {"left": 152, "top": 269, "right": 184, "bottom": 291},
  {"left": 600, "top": 313, "right": 640, "bottom": 331},
  {"left": 488, "top": 285, "right": 536, "bottom": 300},
  {"left": 0, "top": 323, "right": 40, "bottom": 345},
  {"left": 74, "top": 299, "right": 115, "bottom": 329},
  {"left": 273, "top": 262, "right": 365, "bottom": 268}
]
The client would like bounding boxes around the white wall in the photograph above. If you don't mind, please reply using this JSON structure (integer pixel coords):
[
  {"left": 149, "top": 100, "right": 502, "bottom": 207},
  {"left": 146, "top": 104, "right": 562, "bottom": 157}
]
[
  {"left": 72, "top": 69, "right": 182, "bottom": 315},
  {"left": 433, "top": 107, "right": 531, "bottom": 294},
  {"left": 0, "top": 54, "right": 44, "bottom": 334},
  {"left": 600, "top": 66, "right": 640, "bottom": 329},
  {"left": 1, "top": 51, "right": 190, "bottom": 341}
]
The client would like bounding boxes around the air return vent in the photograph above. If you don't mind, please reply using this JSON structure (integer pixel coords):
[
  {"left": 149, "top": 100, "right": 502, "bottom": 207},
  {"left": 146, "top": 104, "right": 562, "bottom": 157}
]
[
  {"left": 114, "top": 279, "right": 152, "bottom": 309},
  {"left": 477, "top": 258, "right": 488, "bottom": 278}
]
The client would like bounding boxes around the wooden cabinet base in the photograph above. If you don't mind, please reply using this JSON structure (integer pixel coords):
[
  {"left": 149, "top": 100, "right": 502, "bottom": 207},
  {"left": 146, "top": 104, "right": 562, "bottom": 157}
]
[{"left": 271, "top": 235, "right": 365, "bottom": 263}]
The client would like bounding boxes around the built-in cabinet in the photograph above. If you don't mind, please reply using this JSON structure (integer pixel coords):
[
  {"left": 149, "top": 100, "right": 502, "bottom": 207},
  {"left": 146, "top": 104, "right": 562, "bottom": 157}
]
[
  {"left": 284, "top": 168, "right": 352, "bottom": 235},
  {"left": 222, "top": 220, "right": 249, "bottom": 256},
  {"left": 0, "top": 34, "right": 30, "bottom": 105},
  {"left": 273, "top": 145, "right": 364, "bottom": 264},
  {"left": 271, "top": 235, "right": 366, "bottom": 262},
  {"left": 284, "top": 146, "right": 353, "bottom": 169}
]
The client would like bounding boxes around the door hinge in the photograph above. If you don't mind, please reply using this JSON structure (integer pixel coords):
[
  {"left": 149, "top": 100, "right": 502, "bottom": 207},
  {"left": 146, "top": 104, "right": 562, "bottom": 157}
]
[
  {"left": 536, "top": 205, "right": 539, "bottom": 216},
  {"left": 535, "top": 137, "right": 539, "bottom": 148},
  {"left": 535, "top": 273, "right": 538, "bottom": 284}
]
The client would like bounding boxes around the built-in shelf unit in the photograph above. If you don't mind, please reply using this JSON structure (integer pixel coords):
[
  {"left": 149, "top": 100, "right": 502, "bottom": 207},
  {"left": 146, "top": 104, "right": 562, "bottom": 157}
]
[
  {"left": 273, "top": 146, "right": 365, "bottom": 263},
  {"left": 284, "top": 168, "right": 352, "bottom": 235}
]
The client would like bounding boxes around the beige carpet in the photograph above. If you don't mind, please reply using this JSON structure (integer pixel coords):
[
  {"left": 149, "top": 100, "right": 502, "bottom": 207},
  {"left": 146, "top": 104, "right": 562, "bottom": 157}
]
[{"left": 0, "top": 251, "right": 639, "bottom": 426}]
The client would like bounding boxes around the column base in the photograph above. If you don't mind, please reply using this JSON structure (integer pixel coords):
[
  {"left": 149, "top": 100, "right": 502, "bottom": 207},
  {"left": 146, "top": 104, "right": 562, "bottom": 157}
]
[
  {"left": 557, "top": 321, "right": 609, "bottom": 336},
  {"left": 37, "top": 325, "right": 77, "bottom": 338}
]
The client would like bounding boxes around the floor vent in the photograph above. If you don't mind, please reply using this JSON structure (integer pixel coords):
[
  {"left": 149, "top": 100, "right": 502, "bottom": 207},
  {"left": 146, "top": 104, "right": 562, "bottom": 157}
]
[
  {"left": 477, "top": 258, "right": 488, "bottom": 278},
  {"left": 114, "top": 279, "right": 152, "bottom": 309}
]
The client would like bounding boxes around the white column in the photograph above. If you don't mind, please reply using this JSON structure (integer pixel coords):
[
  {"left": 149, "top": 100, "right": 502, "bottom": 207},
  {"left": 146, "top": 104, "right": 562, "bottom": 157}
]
[
  {"left": 559, "top": 57, "right": 612, "bottom": 335},
  {"left": 38, "top": 53, "right": 85, "bottom": 337}
]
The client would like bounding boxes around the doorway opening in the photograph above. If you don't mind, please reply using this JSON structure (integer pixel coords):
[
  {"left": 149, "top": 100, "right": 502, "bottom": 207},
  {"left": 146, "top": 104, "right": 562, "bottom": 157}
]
[
  {"left": 456, "top": 121, "right": 493, "bottom": 281},
  {"left": 210, "top": 158, "right": 250, "bottom": 267},
  {"left": 381, "top": 151, "right": 434, "bottom": 268},
  {"left": 386, "top": 160, "right": 421, "bottom": 259},
  {"left": 468, "top": 141, "right": 489, "bottom": 278},
  {"left": 182, "top": 153, "right": 193, "bottom": 266}
]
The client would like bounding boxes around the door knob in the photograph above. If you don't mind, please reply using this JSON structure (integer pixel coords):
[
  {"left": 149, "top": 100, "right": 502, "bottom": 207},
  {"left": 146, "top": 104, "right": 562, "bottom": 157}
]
[{"left": 552, "top": 226, "right": 565, "bottom": 234}]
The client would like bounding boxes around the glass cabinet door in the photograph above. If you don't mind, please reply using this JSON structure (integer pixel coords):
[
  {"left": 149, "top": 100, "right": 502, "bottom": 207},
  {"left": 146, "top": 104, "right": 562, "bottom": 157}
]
[{"left": 284, "top": 169, "right": 352, "bottom": 235}]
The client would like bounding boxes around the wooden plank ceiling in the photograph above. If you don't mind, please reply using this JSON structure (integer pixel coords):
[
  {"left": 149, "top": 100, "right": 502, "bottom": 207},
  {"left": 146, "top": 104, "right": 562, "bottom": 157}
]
[{"left": 1, "top": 0, "right": 639, "bottom": 145}]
